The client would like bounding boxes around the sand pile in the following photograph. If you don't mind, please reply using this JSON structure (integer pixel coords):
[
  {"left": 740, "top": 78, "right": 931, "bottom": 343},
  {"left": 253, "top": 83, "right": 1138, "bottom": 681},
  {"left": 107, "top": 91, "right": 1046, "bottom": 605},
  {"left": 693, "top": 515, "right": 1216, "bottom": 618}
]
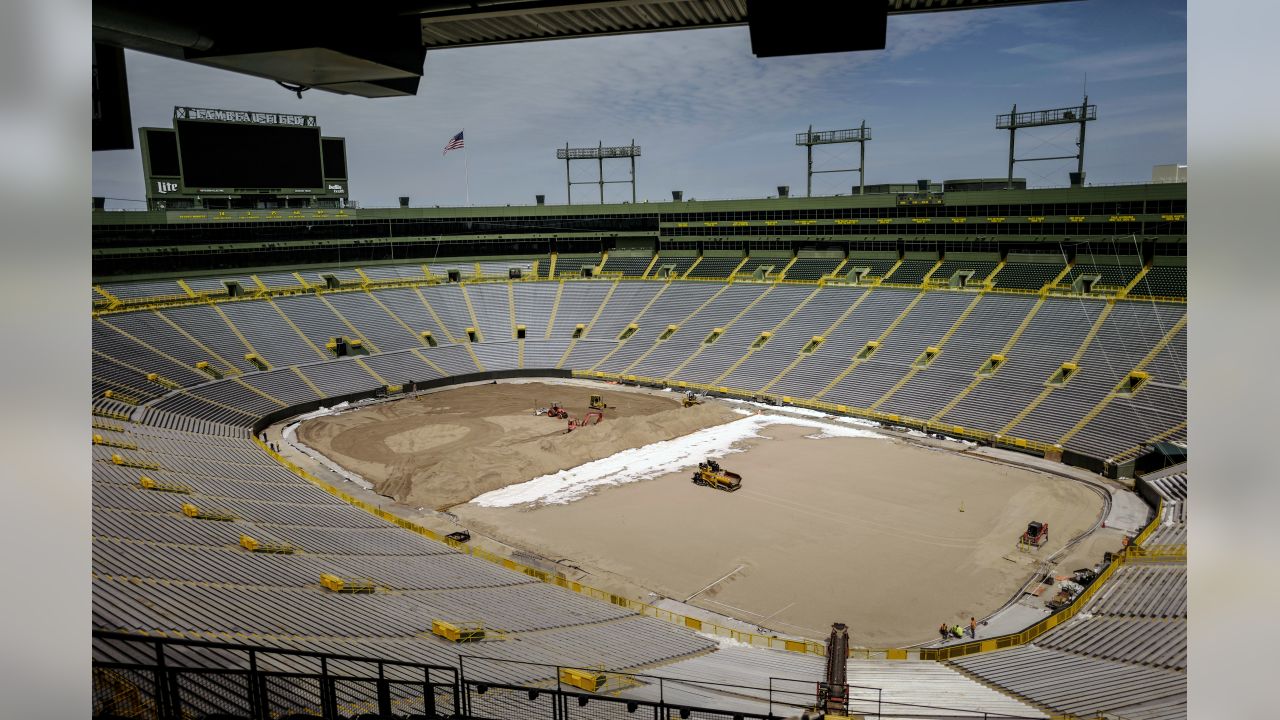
[{"left": 295, "top": 383, "right": 739, "bottom": 509}]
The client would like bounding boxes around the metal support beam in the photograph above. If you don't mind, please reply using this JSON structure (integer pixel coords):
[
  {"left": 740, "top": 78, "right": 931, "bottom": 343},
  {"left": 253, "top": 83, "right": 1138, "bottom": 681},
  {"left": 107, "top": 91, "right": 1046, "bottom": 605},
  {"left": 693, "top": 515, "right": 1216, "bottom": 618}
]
[
  {"left": 859, "top": 120, "right": 866, "bottom": 195},
  {"left": 1077, "top": 96, "right": 1088, "bottom": 177},
  {"left": 1007, "top": 103, "right": 1016, "bottom": 190}
]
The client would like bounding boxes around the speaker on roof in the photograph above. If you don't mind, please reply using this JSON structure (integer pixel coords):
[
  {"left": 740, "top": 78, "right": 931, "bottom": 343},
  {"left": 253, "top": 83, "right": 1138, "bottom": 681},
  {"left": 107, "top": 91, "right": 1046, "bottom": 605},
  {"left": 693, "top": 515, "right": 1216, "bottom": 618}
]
[
  {"left": 746, "top": 0, "right": 887, "bottom": 57},
  {"left": 536, "top": 194, "right": 545, "bottom": 205},
  {"left": 672, "top": 190, "right": 683, "bottom": 202},
  {"left": 777, "top": 186, "right": 789, "bottom": 198},
  {"left": 399, "top": 196, "right": 410, "bottom": 207}
]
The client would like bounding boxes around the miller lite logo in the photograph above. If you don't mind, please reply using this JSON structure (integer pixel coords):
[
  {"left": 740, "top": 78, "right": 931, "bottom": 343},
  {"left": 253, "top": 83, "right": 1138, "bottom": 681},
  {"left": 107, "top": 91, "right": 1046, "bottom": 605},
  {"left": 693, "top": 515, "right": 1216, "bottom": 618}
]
[{"left": 155, "top": 180, "right": 178, "bottom": 194}]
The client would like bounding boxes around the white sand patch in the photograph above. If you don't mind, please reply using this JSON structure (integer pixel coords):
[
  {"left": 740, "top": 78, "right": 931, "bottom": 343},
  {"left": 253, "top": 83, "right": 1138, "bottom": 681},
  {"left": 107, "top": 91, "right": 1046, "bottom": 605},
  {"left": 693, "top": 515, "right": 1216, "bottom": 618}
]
[
  {"left": 723, "top": 398, "right": 980, "bottom": 446},
  {"left": 723, "top": 398, "right": 880, "bottom": 428},
  {"left": 470, "top": 413, "right": 884, "bottom": 508}
]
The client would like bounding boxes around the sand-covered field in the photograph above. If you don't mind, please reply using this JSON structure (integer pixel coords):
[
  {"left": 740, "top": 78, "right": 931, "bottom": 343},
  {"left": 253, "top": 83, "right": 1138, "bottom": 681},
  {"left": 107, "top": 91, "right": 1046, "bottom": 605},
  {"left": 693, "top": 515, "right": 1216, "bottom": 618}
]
[
  {"left": 295, "top": 381, "right": 740, "bottom": 509},
  {"left": 452, "top": 424, "right": 1103, "bottom": 647},
  {"left": 298, "top": 382, "right": 1104, "bottom": 647}
]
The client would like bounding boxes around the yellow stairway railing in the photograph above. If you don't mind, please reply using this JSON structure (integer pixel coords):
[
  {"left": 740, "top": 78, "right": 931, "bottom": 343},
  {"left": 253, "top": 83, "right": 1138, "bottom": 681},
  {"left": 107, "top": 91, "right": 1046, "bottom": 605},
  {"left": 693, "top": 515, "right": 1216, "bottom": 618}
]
[
  {"left": 931, "top": 296, "right": 1046, "bottom": 421},
  {"left": 1058, "top": 314, "right": 1187, "bottom": 444},
  {"left": 812, "top": 290, "right": 928, "bottom": 400},
  {"left": 664, "top": 286, "right": 775, "bottom": 380},
  {"left": 713, "top": 285, "right": 823, "bottom": 385},
  {"left": 999, "top": 300, "right": 1116, "bottom": 435},
  {"left": 868, "top": 291, "right": 986, "bottom": 410}
]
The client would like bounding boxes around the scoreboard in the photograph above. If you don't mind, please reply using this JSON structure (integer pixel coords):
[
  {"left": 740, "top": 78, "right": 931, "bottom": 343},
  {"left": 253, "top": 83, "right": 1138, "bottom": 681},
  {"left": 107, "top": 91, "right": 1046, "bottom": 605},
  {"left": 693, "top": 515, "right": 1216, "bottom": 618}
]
[{"left": 141, "top": 106, "right": 349, "bottom": 209}]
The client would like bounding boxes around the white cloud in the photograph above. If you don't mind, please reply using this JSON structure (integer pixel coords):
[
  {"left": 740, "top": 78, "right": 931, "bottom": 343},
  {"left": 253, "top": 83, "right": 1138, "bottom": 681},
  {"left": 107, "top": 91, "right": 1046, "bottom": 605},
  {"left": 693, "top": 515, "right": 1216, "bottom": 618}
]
[
  {"left": 1002, "top": 42, "right": 1073, "bottom": 61},
  {"left": 1055, "top": 42, "right": 1187, "bottom": 83}
]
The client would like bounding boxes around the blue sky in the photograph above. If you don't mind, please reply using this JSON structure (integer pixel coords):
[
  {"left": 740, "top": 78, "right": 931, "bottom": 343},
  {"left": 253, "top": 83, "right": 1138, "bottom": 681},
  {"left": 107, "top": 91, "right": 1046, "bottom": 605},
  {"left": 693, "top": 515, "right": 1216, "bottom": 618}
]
[{"left": 91, "top": 0, "right": 1186, "bottom": 208}]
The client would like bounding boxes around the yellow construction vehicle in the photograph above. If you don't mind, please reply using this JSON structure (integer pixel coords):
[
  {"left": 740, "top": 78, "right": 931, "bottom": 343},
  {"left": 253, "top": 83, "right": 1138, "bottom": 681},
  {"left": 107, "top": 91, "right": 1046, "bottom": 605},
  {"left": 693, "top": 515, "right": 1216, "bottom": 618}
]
[
  {"left": 692, "top": 458, "right": 741, "bottom": 492},
  {"left": 589, "top": 394, "right": 609, "bottom": 410},
  {"left": 682, "top": 390, "right": 703, "bottom": 408}
]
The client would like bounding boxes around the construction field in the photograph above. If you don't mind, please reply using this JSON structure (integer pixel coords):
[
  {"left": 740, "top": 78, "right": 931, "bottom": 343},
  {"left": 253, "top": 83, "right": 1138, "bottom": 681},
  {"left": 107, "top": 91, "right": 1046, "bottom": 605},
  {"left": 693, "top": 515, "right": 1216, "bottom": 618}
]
[
  {"left": 295, "top": 381, "right": 741, "bottom": 510},
  {"left": 298, "top": 381, "right": 1104, "bottom": 648}
]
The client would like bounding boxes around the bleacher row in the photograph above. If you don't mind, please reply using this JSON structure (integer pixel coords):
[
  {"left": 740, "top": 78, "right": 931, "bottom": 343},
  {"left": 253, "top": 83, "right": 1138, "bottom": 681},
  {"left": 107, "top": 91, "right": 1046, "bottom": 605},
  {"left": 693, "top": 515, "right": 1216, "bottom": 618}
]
[
  {"left": 92, "top": 418, "right": 716, "bottom": 680},
  {"left": 96, "top": 254, "right": 1187, "bottom": 299},
  {"left": 95, "top": 279, "right": 1185, "bottom": 462}
]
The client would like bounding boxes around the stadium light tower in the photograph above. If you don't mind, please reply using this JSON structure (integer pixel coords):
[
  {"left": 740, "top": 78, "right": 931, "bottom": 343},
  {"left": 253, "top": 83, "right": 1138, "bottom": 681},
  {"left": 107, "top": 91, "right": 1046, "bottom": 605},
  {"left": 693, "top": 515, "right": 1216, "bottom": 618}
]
[
  {"left": 795, "top": 122, "right": 871, "bottom": 197},
  {"left": 997, "top": 96, "right": 1097, "bottom": 189},
  {"left": 556, "top": 141, "right": 641, "bottom": 204}
]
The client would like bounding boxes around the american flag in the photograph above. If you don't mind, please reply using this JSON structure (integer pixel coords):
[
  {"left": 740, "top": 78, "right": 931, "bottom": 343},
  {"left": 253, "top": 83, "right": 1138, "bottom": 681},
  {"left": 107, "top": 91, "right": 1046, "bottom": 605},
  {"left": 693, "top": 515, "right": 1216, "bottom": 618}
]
[{"left": 442, "top": 130, "right": 464, "bottom": 155}]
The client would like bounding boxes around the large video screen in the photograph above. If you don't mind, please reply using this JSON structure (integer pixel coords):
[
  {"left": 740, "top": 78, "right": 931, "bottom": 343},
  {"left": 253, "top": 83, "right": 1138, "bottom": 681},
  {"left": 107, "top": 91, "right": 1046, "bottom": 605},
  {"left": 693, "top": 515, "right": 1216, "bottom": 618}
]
[{"left": 176, "top": 120, "right": 324, "bottom": 189}]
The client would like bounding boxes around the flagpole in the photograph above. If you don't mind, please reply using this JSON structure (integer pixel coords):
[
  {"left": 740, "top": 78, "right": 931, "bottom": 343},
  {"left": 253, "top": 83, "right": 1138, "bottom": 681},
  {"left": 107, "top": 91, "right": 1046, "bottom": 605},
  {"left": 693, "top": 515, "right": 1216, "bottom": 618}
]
[{"left": 463, "top": 129, "right": 471, "bottom": 207}]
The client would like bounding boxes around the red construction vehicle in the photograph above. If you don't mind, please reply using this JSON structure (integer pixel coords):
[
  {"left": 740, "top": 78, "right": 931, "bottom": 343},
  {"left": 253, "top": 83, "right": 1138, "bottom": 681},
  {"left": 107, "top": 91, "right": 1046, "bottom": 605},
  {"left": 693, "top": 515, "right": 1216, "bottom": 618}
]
[
  {"left": 566, "top": 411, "right": 603, "bottom": 433},
  {"left": 1020, "top": 520, "right": 1049, "bottom": 550},
  {"left": 541, "top": 401, "right": 568, "bottom": 419}
]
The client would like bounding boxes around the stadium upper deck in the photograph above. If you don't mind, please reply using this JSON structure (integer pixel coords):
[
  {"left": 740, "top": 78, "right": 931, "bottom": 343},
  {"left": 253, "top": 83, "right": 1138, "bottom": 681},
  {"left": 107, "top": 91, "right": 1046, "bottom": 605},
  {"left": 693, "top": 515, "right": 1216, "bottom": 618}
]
[{"left": 92, "top": 182, "right": 1185, "bottom": 278}]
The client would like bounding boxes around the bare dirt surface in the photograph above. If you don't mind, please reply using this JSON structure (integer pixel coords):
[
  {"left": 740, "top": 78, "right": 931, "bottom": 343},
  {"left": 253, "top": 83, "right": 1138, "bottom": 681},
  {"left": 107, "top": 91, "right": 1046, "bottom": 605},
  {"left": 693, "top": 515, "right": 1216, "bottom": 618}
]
[
  {"left": 295, "top": 381, "right": 740, "bottom": 510},
  {"left": 452, "top": 424, "right": 1105, "bottom": 648},
  {"left": 295, "top": 381, "right": 1106, "bottom": 647}
]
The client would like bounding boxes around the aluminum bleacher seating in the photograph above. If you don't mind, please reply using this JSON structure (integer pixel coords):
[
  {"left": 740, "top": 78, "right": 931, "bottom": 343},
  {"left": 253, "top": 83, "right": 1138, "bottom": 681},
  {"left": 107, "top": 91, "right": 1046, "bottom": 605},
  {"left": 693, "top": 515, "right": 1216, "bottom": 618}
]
[
  {"left": 686, "top": 255, "right": 744, "bottom": 278},
  {"left": 602, "top": 253, "right": 653, "bottom": 276},
  {"left": 882, "top": 259, "right": 936, "bottom": 285},
  {"left": 781, "top": 257, "right": 841, "bottom": 280},
  {"left": 650, "top": 254, "right": 698, "bottom": 277},
  {"left": 991, "top": 259, "right": 1066, "bottom": 290},
  {"left": 930, "top": 259, "right": 1000, "bottom": 283},
  {"left": 1131, "top": 265, "right": 1186, "bottom": 298},
  {"left": 550, "top": 254, "right": 600, "bottom": 278}
]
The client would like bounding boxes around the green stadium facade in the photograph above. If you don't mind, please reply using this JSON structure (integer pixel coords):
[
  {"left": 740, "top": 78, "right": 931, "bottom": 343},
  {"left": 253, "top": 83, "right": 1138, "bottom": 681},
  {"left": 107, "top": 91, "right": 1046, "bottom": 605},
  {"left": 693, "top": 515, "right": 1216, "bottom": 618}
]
[{"left": 93, "top": 182, "right": 1186, "bottom": 282}]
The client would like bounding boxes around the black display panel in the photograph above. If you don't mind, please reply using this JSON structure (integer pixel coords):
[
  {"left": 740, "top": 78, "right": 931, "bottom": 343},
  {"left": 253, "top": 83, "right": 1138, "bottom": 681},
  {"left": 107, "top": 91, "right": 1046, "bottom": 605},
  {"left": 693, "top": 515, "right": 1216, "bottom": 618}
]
[
  {"left": 176, "top": 120, "right": 323, "bottom": 189},
  {"left": 321, "top": 137, "right": 347, "bottom": 180},
  {"left": 93, "top": 43, "right": 133, "bottom": 151},
  {"left": 145, "top": 129, "right": 180, "bottom": 177}
]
